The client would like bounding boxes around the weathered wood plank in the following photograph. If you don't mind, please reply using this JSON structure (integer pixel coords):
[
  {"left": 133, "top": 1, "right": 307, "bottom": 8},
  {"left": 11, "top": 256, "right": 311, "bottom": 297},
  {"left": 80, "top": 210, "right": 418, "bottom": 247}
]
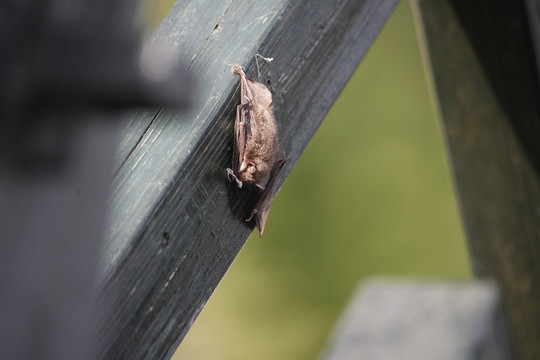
[
  {"left": 96, "top": 0, "right": 399, "bottom": 359},
  {"left": 323, "top": 280, "right": 513, "bottom": 360},
  {"left": 413, "top": 1, "right": 540, "bottom": 359},
  {"left": 524, "top": 0, "right": 540, "bottom": 77}
]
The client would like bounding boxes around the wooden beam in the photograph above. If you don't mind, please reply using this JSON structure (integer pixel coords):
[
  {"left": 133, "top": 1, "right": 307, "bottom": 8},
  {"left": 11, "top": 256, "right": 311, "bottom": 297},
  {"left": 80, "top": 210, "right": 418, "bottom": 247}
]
[
  {"left": 95, "top": 0, "right": 399, "bottom": 358},
  {"left": 413, "top": 0, "right": 540, "bottom": 358}
]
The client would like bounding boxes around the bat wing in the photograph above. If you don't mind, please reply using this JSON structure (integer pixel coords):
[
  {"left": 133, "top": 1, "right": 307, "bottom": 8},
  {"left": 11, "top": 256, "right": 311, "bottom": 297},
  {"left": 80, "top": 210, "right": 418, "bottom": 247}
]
[
  {"left": 247, "top": 152, "right": 286, "bottom": 236},
  {"left": 232, "top": 102, "right": 254, "bottom": 175},
  {"left": 232, "top": 104, "right": 243, "bottom": 174},
  {"left": 232, "top": 66, "right": 256, "bottom": 176}
]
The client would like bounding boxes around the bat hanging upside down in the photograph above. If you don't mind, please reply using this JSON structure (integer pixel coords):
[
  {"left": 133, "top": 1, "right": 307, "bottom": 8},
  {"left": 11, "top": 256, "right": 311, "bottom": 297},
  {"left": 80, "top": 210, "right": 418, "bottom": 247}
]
[{"left": 226, "top": 65, "right": 286, "bottom": 236}]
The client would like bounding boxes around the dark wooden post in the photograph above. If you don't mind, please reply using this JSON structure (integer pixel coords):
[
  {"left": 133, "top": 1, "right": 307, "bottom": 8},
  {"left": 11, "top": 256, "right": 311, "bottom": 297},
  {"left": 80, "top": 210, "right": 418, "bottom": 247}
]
[
  {"left": 413, "top": 0, "right": 540, "bottom": 358},
  {"left": 95, "top": 0, "right": 399, "bottom": 359}
]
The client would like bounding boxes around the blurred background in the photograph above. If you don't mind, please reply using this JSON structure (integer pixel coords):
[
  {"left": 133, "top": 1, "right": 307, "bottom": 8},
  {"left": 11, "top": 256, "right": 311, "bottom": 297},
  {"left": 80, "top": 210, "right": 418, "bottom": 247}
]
[{"left": 140, "top": 0, "right": 473, "bottom": 358}]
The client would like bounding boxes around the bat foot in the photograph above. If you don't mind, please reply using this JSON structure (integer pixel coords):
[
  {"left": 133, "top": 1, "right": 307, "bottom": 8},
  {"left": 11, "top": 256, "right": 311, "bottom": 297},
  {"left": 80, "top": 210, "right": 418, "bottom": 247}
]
[
  {"left": 226, "top": 168, "right": 243, "bottom": 188},
  {"left": 255, "top": 54, "right": 273, "bottom": 79},
  {"left": 232, "top": 64, "right": 243, "bottom": 75}
]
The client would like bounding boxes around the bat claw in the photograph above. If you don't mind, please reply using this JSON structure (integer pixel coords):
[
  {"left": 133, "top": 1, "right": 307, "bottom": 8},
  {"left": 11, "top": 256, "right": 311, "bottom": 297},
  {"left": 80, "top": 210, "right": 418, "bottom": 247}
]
[
  {"left": 232, "top": 64, "right": 243, "bottom": 75},
  {"left": 245, "top": 210, "right": 267, "bottom": 237},
  {"left": 226, "top": 168, "right": 243, "bottom": 188},
  {"left": 246, "top": 210, "right": 256, "bottom": 222}
]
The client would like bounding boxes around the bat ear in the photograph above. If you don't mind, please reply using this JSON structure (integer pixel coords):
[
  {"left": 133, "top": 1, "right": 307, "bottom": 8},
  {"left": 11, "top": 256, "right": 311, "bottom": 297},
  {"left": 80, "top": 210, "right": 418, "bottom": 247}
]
[
  {"left": 246, "top": 162, "right": 256, "bottom": 174},
  {"left": 239, "top": 161, "right": 255, "bottom": 173}
]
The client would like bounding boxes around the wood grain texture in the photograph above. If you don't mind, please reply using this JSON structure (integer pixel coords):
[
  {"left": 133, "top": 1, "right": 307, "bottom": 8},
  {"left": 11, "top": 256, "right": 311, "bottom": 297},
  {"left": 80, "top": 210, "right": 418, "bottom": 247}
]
[
  {"left": 95, "top": 0, "right": 399, "bottom": 359},
  {"left": 323, "top": 281, "right": 512, "bottom": 360},
  {"left": 414, "top": 0, "right": 540, "bottom": 359}
]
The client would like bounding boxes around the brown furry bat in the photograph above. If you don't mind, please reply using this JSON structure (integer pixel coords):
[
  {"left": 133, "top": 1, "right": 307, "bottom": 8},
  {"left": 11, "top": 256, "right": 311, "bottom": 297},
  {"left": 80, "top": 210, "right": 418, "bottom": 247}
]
[{"left": 227, "top": 65, "right": 286, "bottom": 236}]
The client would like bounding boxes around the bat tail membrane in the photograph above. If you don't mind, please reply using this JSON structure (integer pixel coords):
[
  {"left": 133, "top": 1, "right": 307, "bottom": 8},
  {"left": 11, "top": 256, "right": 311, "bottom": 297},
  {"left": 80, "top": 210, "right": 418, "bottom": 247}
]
[{"left": 247, "top": 155, "right": 286, "bottom": 236}]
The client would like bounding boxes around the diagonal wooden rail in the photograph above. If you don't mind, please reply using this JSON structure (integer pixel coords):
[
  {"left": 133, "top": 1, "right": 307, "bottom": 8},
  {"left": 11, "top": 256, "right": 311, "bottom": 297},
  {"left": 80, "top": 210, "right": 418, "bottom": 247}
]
[{"left": 95, "top": 0, "right": 399, "bottom": 358}]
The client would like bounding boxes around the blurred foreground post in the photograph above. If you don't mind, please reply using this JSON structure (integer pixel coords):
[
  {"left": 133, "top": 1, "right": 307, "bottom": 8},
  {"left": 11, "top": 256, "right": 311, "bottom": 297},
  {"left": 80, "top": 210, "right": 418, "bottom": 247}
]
[
  {"left": 414, "top": 0, "right": 540, "bottom": 358},
  {"left": 0, "top": 0, "right": 189, "bottom": 359}
]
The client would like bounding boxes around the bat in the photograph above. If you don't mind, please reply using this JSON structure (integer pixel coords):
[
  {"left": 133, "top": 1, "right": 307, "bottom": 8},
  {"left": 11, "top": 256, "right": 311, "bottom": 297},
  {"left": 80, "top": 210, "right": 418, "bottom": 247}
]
[{"left": 226, "top": 64, "right": 286, "bottom": 236}]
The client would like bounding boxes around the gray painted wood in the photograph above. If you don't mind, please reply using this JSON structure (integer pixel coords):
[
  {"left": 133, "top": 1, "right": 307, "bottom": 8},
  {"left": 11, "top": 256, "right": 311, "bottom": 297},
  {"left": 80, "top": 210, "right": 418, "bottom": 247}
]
[
  {"left": 95, "top": 0, "right": 399, "bottom": 359},
  {"left": 323, "top": 281, "right": 513, "bottom": 360},
  {"left": 413, "top": 0, "right": 540, "bottom": 358}
]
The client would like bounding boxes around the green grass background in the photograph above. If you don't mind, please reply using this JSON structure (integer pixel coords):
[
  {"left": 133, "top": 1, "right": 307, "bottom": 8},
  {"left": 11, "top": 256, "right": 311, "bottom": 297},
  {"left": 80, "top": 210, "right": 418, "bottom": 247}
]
[{"left": 150, "top": 1, "right": 473, "bottom": 358}]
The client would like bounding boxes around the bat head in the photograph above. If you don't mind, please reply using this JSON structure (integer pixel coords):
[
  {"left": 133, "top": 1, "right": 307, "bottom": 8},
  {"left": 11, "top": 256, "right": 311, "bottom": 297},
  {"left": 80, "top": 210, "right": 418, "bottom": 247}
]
[
  {"left": 239, "top": 161, "right": 257, "bottom": 183},
  {"left": 239, "top": 158, "right": 271, "bottom": 184}
]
